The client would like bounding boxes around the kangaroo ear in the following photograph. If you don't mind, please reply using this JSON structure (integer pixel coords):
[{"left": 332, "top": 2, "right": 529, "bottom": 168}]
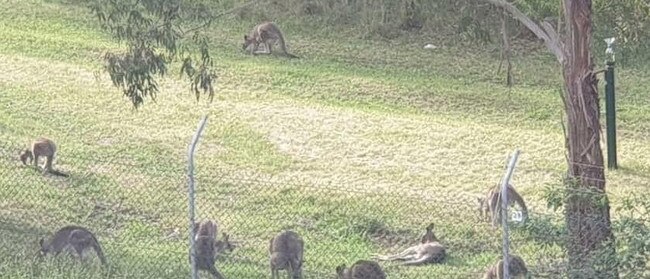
[
  {"left": 39, "top": 237, "right": 44, "bottom": 247},
  {"left": 244, "top": 35, "right": 248, "bottom": 40},
  {"left": 335, "top": 265, "right": 346, "bottom": 274}
]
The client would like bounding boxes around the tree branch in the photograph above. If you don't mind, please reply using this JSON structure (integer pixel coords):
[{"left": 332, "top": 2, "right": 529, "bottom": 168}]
[{"left": 481, "top": 0, "right": 566, "bottom": 64}]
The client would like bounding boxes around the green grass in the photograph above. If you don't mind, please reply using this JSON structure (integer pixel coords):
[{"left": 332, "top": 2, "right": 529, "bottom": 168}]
[{"left": 1, "top": 0, "right": 650, "bottom": 278}]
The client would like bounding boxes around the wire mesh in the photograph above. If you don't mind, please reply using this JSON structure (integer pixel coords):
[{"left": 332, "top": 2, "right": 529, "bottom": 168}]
[{"left": 0, "top": 134, "right": 645, "bottom": 278}]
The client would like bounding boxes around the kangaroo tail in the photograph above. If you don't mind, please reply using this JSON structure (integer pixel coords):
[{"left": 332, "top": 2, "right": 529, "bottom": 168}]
[
  {"left": 93, "top": 243, "right": 107, "bottom": 265},
  {"left": 275, "top": 30, "right": 299, "bottom": 59},
  {"left": 400, "top": 256, "right": 432, "bottom": 266},
  {"left": 88, "top": 234, "right": 107, "bottom": 265},
  {"left": 276, "top": 29, "right": 288, "bottom": 53},
  {"left": 47, "top": 169, "right": 70, "bottom": 177}
]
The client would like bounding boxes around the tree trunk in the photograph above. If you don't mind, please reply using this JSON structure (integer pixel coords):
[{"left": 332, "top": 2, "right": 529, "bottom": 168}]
[
  {"left": 562, "top": 0, "right": 618, "bottom": 277},
  {"left": 480, "top": 0, "right": 619, "bottom": 277},
  {"left": 500, "top": 8, "right": 513, "bottom": 87}
]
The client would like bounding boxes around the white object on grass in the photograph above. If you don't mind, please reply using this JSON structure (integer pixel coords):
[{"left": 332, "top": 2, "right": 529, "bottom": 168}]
[
  {"left": 423, "top": 43, "right": 437, "bottom": 50},
  {"left": 511, "top": 210, "right": 523, "bottom": 223}
]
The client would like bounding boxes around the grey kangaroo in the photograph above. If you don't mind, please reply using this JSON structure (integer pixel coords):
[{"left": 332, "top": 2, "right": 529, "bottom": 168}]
[
  {"left": 269, "top": 230, "right": 304, "bottom": 279},
  {"left": 39, "top": 225, "right": 107, "bottom": 265}
]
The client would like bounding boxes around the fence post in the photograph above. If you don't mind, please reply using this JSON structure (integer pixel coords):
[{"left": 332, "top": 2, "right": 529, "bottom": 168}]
[
  {"left": 604, "top": 61, "right": 617, "bottom": 169},
  {"left": 500, "top": 149, "right": 521, "bottom": 279},
  {"left": 187, "top": 115, "right": 209, "bottom": 279},
  {"left": 604, "top": 37, "right": 618, "bottom": 170}
]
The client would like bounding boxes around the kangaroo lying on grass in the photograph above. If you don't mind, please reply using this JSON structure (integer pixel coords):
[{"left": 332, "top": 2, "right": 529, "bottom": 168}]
[
  {"left": 373, "top": 223, "right": 446, "bottom": 266},
  {"left": 269, "top": 230, "right": 304, "bottom": 279}
]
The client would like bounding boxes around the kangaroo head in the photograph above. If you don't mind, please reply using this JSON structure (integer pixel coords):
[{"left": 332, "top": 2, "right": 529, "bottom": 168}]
[
  {"left": 292, "top": 265, "right": 303, "bottom": 279},
  {"left": 215, "top": 233, "right": 235, "bottom": 254},
  {"left": 509, "top": 255, "right": 528, "bottom": 276},
  {"left": 335, "top": 264, "right": 347, "bottom": 278},
  {"left": 20, "top": 149, "right": 33, "bottom": 165},
  {"left": 38, "top": 237, "right": 50, "bottom": 256},
  {"left": 477, "top": 197, "right": 487, "bottom": 211},
  {"left": 243, "top": 35, "right": 255, "bottom": 50}
]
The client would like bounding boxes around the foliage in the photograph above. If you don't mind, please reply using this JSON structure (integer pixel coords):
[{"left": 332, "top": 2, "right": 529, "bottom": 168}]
[
  {"left": 612, "top": 195, "right": 650, "bottom": 278},
  {"left": 456, "top": 3, "right": 498, "bottom": 44},
  {"left": 513, "top": 0, "right": 561, "bottom": 20},
  {"left": 89, "top": 0, "right": 217, "bottom": 108},
  {"left": 247, "top": 0, "right": 650, "bottom": 63},
  {"left": 544, "top": 179, "right": 650, "bottom": 278},
  {"left": 593, "top": 0, "right": 650, "bottom": 64}
]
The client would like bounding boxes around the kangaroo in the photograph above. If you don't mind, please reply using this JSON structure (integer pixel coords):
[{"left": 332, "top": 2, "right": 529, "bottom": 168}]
[
  {"left": 214, "top": 233, "right": 236, "bottom": 259},
  {"left": 191, "top": 220, "right": 227, "bottom": 279},
  {"left": 373, "top": 226, "right": 446, "bottom": 266},
  {"left": 420, "top": 223, "right": 438, "bottom": 244},
  {"left": 20, "top": 137, "right": 69, "bottom": 177},
  {"left": 482, "top": 254, "right": 529, "bottom": 279},
  {"left": 242, "top": 22, "right": 299, "bottom": 59},
  {"left": 477, "top": 183, "right": 528, "bottom": 227},
  {"left": 336, "top": 260, "right": 386, "bottom": 279},
  {"left": 269, "top": 230, "right": 304, "bottom": 279},
  {"left": 39, "top": 225, "right": 107, "bottom": 265}
]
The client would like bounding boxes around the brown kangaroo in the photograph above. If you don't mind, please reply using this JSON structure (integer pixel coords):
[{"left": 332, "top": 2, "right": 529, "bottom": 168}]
[
  {"left": 482, "top": 254, "right": 529, "bottom": 279},
  {"left": 373, "top": 224, "right": 446, "bottom": 266},
  {"left": 20, "top": 137, "right": 69, "bottom": 177},
  {"left": 190, "top": 220, "right": 228, "bottom": 279},
  {"left": 242, "top": 22, "right": 299, "bottom": 58},
  {"left": 336, "top": 259, "right": 386, "bottom": 279},
  {"left": 477, "top": 183, "right": 528, "bottom": 227},
  {"left": 269, "top": 230, "right": 304, "bottom": 279}
]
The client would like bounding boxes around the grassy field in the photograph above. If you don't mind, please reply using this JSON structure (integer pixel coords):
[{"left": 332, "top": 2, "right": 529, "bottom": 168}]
[{"left": 1, "top": 0, "right": 650, "bottom": 278}]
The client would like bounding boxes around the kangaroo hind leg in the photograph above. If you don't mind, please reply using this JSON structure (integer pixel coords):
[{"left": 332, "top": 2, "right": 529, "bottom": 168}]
[{"left": 374, "top": 246, "right": 416, "bottom": 261}]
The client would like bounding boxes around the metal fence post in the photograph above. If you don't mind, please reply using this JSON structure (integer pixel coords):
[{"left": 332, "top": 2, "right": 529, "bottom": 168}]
[
  {"left": 187, "top": 115, "right": 209, "bottom": 279},
  {"left": 500, "top": 149, "right": 521, "bottom": 279},
  {"left": 605, "top": 61, "right": 617, "bottom": 169}
]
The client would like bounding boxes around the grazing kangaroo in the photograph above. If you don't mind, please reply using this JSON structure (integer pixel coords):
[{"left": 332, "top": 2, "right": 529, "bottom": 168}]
[
  {"left": 20, "top": 137, "right": 69, "bottom": 177},
  {"left": 482, "top": 254, "right": 529, "bottom": 279},
  {"left": 373, "top": 225, "right": 446, "bottom": 266},
  {"left": 336, "top": 260, "right": 386, "bottom": 279},
  {"left": 242, "top": 22, "right": 299, "bottom": 58},
  {"left": 39, "top": 225, "right": 107, "bottom": 265},
  {"left": 191, "top": 220, "right": 228, "bottom": 279},
  {"left": 477, "top": 183, "right": 528, "bottom": 227},
  {"left": 269, "top": 230, "right": 304, "bottom": 279}
]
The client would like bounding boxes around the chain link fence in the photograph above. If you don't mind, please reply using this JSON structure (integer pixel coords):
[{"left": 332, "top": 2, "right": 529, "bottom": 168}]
[{"left": 0, "top": 117, "right": 647, "bottom": 279}]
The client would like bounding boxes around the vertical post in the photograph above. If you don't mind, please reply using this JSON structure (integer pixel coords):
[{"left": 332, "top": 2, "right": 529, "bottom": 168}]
[
  {"left": 188, "top": 115, "right": 208, "bottom": 279},
  {"left": 605, "top": 61, "right": 617, "bottom": 169},
  {"left": 500, "top": 149, "right": 521, "bottom": 279}
]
